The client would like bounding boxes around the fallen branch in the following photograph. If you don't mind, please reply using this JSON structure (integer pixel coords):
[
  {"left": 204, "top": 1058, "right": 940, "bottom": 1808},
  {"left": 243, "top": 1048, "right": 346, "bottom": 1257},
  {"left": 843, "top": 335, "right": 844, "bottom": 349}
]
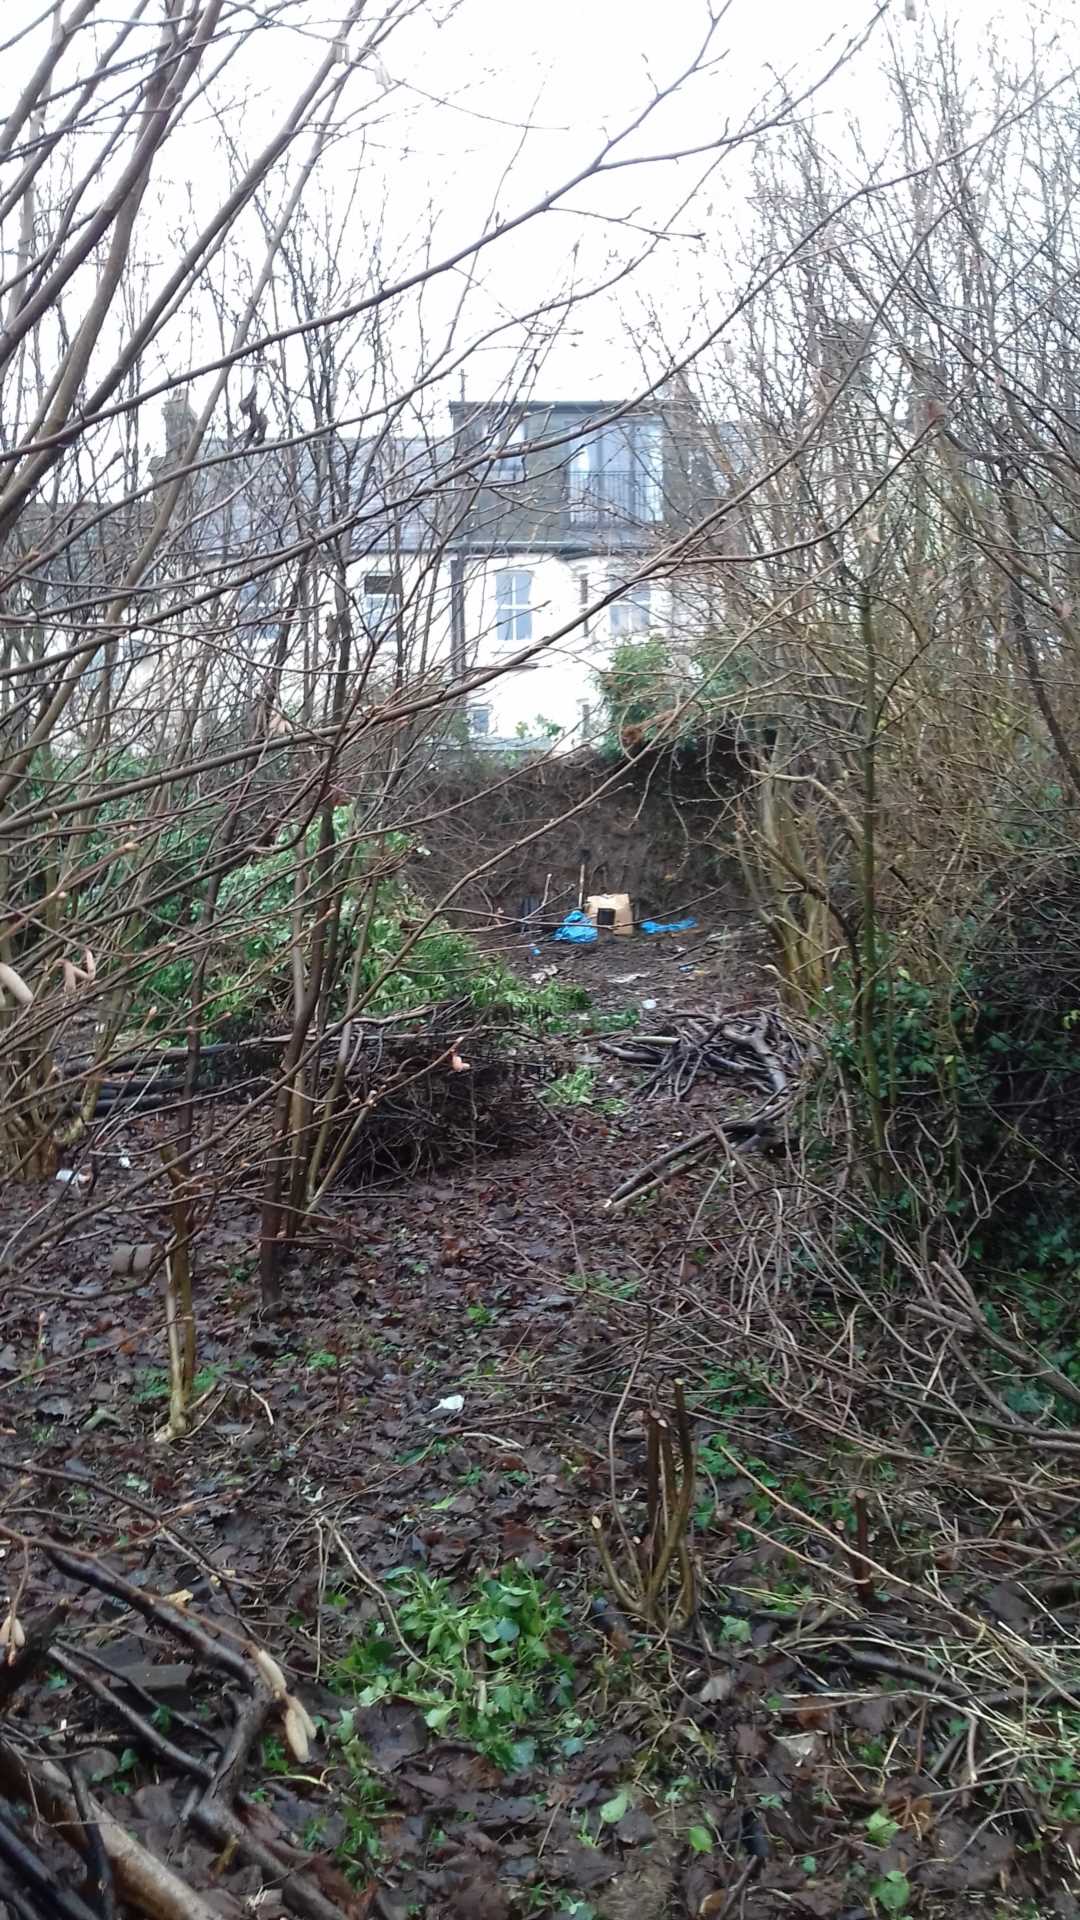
[
  {"left": 603, "top": 1005, "right": 809, "bottom": 1208},
  {"left": 67, "top": 1758, "right": 117, "bottom": 1920},
  {"left": 55, "top": 1652, "right": 350, "bottom": 1920},
  {"left": 0, "top": 1543, "right": 354, "bottom": 1920},
  {"left": 0, "top": 1744, "right": 219, "bottom": 1920},
  {"left": 0, "top": 1799, "right": 100, "bottom": 1920},
  {"left": 606, "top": 1117, "right": 776, "bottom": 1211},
  {"left": 601, "top": 1006, "right": 805, "bottom": 1102}
]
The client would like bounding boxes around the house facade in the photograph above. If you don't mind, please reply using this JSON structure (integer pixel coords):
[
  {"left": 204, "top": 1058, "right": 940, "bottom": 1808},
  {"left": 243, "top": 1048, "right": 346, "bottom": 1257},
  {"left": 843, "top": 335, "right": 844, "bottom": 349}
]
[
  {"left": 349, "top": 397, "right": 716, "bottom": 749},
  {"left": 12, "top": 390, "right": 723, "bottom": 751}
]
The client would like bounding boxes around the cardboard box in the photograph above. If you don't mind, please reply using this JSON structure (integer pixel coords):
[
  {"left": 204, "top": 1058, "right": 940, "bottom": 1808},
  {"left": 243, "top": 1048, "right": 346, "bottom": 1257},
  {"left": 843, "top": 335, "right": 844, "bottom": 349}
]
[{"left": 586, "top": 892, "right": 633, "bottom": 934}]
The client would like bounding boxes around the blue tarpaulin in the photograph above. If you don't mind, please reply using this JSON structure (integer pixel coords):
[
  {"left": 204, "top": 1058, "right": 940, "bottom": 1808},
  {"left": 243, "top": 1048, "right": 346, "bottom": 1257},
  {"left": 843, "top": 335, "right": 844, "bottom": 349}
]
[
  {"left": 640, "top": 916, "right": 698, "bottom": 935},
  {"left": 552, "top": 909, "right": 598, "bottom": 945}
]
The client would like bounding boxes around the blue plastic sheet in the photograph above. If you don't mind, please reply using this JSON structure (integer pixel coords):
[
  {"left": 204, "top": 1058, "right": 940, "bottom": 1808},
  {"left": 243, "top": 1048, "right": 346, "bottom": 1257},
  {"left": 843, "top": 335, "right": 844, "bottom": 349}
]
[
  {"left": 552, "top": 909, "right": 598, "bottom": 945},
  {"left": 640, "top": 916, "right": 698, "bottom": 935}
]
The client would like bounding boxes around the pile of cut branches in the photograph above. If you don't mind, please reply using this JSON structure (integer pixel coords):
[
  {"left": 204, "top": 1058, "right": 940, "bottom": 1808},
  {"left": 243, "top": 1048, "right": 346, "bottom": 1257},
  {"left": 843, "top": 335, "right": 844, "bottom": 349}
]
[
  {"left": 603, "top": 1007, "right": 813, "bottom": 1209},
  {"left": 0, "top": 1492, "right": 361, "bottom": 1920},
  {"left": 64, "top": 1000, "right": 540, "bottom": 1187},
  {"left": 600, "top": 1006, "right": 805, "bottom": 1104},
  {"left": 321, "top": 1020, "right": 537, "bottom": 1183}
]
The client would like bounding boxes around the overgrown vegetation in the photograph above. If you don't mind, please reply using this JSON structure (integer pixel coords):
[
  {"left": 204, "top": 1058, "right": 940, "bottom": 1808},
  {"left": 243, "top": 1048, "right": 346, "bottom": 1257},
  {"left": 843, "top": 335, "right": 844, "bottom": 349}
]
[
  {"left": 8, "top": 7, "right": 1080, "bottom": 1916},
  {"left": 595, "top": 634, "right": 745, "bottom": 753},
  {"left": 329, "top": 1565, "right": 576, "bottom": 1776}
]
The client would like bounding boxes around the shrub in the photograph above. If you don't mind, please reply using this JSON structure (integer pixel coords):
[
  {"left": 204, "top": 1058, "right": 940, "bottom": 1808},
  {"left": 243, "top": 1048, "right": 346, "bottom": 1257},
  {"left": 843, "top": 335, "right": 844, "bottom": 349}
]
[
  {"left": 820, "top": 868, "right": 1080, "bottom": 1249},
  {"left": 130, "top": 812, "right": 590, "bottom": 1041}
]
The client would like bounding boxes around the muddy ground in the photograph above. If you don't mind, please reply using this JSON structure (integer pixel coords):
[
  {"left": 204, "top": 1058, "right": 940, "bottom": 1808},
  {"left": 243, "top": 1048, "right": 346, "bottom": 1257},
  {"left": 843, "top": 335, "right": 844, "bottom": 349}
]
[{"left": 0, "top": 920, "right": 1075, "bottom": 1920}]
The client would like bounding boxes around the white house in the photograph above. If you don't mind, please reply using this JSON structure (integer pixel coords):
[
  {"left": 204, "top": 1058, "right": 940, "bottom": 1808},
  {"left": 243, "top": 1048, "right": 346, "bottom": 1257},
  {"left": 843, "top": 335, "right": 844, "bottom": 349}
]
[
  {"left": 348, "top": 397, "right": 706, "bottom": 750},
  {"left": 110, "top": 393, "right": 718, "bottom": 750},
  {"left": 351, "top": 543, "right": 671, "bottom": 748}
]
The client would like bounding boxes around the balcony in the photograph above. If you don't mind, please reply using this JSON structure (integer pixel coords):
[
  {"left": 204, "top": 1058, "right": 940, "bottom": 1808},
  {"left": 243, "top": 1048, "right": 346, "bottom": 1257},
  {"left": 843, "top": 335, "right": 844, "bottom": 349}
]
[{"left": 566, "top": 465, "right": 662, "bottom": 528}]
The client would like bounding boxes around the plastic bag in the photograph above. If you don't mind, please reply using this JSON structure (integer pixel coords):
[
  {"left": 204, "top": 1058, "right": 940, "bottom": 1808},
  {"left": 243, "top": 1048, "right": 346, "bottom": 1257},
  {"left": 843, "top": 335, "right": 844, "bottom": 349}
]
[{"left": 552, "top": 909, "right": 598, "bottom": 945}]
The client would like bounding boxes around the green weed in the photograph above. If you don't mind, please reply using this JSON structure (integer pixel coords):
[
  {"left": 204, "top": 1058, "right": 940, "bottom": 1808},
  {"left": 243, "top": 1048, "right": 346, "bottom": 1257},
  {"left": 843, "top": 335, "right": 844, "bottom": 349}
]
[
  {"left": 1027, "top": 1735, "right": 1080, "bottom": 1823},
  {"left": 871, "top": 1869, "right": 910, "bottom": 1914},
  {"left": 328, "top": 1563, "right": 574, "bottom": 1772},
  {"left": 865, "top": 1808, "right": 899, "bottom": 1846},
  {"left": 543, "top": 1066, "right": 596, "bottom": 1108},
  {"left": 131, "top": 808, "right": 594, "bottom": 1043},
  {"left": 589, "top": 1008, "right": 640, "bottom": 1034},
  {"left": 565, "top": 1269, "right": 639, "bottom": 1300},
  {"left": 260, "top": 1735, "right": 291, "bottom": 1775},
  {"left": 132, "top": 1363, "right": 222, "bottom": 1404},
  {"left": 332, "top": 1769, "right": 391, "bottom": 1868}
]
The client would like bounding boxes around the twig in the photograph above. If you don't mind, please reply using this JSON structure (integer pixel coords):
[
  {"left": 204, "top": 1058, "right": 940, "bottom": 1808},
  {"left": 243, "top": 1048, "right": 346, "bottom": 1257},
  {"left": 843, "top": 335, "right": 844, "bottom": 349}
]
[
  {"left": 53, "top": 1650, "right": 214, "bottom": 1784},
  {"left": 0, "top": 1744, "right": 221, "bottom": 1920},
  {"left": 31, "top": 1540, "right": 257, "bottom": 1686},
  {"left": 53, "top": 1656, "right": 348, "bottom": 1920},
  {"left": 709, "top": 1856, "right": 757, "bottom": 1920},
  {"left": 607, "top": 1322, "right": 651, "bottom": 1581},
  {"left": 67, "top": 1760, "right": 116, "bottom": 1920},
  {"left": 592, "top": 1380, "right": 698, "bottom": 1631},
  {"left": 202, "top": 1688, "right": 271, "bottom": 1806}
]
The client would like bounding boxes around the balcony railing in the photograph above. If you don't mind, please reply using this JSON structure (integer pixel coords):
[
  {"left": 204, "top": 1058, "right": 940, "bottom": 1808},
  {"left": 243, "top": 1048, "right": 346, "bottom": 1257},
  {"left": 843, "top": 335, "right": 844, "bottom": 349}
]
[{"left": 566, "top": 465, "right": 661, "bottom": 525}]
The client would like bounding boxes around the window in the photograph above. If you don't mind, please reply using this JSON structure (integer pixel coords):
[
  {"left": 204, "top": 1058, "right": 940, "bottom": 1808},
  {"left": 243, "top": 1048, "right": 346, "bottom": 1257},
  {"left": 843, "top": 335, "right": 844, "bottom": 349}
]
[
  {"left": 362, "top": 572, "right": 400, "bottom": 633},
  {"left": 568, "top": 441, "right": 595, "bottom": 520},
  {"left": 567, "top": 419, "right": 665, "bottom": 524},
  {"left": 493, "top": 419, "right": 526, "bottom": 483},
  {"left": 630, "top": 417, "right": 664, "bottom": 522},
  {"left": 467, "top": 704, "right": 491, "bottom": 737},
  {"left": 610, "top": 583, "right": 650, "bottom": 637},
  {"left": 495, "top": 568, "right": 532, "bottom": 644}
]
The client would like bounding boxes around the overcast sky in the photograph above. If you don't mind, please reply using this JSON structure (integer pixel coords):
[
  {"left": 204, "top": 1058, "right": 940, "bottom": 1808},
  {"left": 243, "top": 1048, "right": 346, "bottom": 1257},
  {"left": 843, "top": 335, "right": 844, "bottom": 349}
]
[
  {"left": 4, "top": 0, "right": 1076, "bottom": 441},
  {"left": 199, "top": 0, "right": 1073, "bottom": 405},
  {"left": 203, "top": 0, "right": 902, "bottom": 404}
]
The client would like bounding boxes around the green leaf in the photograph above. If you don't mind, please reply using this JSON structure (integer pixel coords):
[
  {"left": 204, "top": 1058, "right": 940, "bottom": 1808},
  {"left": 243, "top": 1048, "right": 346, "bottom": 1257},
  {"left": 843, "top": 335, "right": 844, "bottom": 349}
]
[
  {"left": 872, "top": 1869, "right": 910, "bottom": 1914},
  {"left": 687, "top": 1826, "right": 713, "bottom": 1854},
  {"left": 865, "top": 1808, "right": 900, "bottom": 1846},
  {"left": 720, "top": 1614, "right": 751, "bottom": 1644},
  {"left": 801, "top": 1856, "right": 817, "bottom": 1875},
  {"left": 423, "top": 1704, "right": 454, "bottom": 1731},
  {"left": 599, "top": 1789, "right": 631, "bottom": 1825},
  {"left": 478, "top": 1615, "right": 520, "bottom": 1644}
]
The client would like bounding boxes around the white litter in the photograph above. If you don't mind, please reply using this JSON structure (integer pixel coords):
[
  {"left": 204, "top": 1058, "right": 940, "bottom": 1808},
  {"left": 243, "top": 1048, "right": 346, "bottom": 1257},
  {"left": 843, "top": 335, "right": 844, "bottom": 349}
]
[
  {"left": 432, "top": 1394, "right": 465, "bottom": 1416},
  {"left": 641, "top": 998, "right": 658, "bottom": 1011},
  {"left": 610, "top": 972, "right": 644, "bottom": 985},
  {"left": 698, "top": 1671, "right": 735, "bottom": 1704}
]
